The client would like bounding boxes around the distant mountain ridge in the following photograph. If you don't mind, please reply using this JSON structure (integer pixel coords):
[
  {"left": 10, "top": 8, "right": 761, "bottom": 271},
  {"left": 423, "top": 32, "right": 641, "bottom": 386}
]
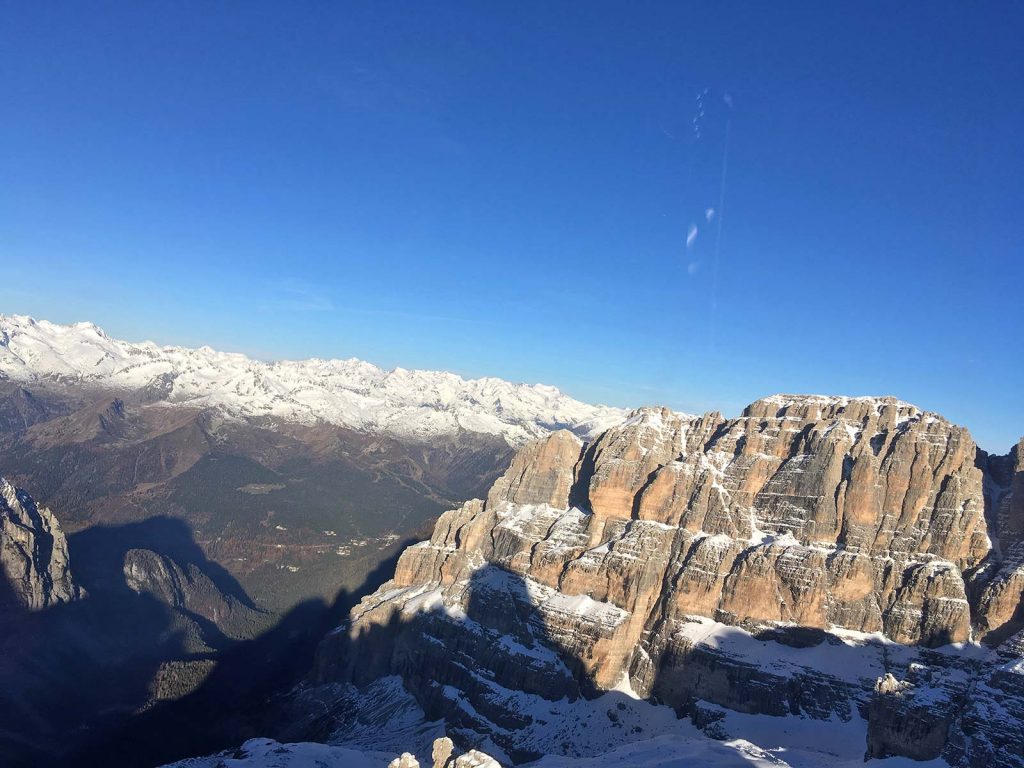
[{"left": 0, "top": 315, "right": 626, "bottom": 446}]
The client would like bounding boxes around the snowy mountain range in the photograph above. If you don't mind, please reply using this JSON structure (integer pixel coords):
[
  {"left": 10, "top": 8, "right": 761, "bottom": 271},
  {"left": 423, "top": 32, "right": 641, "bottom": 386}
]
[{"left": 0, "top": 315, "right": 626, "bottom": 445}]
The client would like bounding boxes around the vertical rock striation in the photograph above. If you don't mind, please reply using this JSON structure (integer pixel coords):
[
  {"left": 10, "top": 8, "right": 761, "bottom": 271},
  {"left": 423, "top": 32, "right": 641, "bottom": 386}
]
[
  {"left": 0, "top": 477, "right": 80, "bottom": 611},
  {"left": 315, "top": 395, "right": 1024, "bottom": 765}
]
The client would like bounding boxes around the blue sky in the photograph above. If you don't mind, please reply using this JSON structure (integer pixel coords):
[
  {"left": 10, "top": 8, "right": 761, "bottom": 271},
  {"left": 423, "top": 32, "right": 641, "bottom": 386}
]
[{"left": 1, "top": 3, "right": 1021, "bottom": 451}]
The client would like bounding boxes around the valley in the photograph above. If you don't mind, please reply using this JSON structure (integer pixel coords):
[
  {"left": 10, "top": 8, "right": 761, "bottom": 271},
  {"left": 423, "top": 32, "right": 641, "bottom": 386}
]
[{"left": 0, "top": 316, "right": 617, "bottom": 765}]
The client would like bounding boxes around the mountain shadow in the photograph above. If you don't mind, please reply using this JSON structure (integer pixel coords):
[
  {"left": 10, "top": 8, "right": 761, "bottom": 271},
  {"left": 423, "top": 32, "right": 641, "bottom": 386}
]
[
  {"left": 300, "top": 544, "right": 991, "bottom": 765},
  {"left": 0, "top": 515, "right": 268, "bottom": 768},
  {"left": 70, "top": 515, "right": 257, "bottom": 610},
  {"left": 62, "top": 537, "right": 418, "bottom": 768},
  {"left": 306, "top": 561, "right": 642, "bottom": 764}
]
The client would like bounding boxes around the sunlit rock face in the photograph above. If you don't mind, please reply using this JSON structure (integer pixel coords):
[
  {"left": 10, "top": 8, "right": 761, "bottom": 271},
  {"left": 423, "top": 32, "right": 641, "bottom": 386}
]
[
  {"left": 375, "top": 396, "right": 991, "bottom": 648},
  {"left": 316, "top": 395, "right": 1024, "bottom": 765},
  {"left": 0, "top": 477, "right": 80, "bottom": 611}
]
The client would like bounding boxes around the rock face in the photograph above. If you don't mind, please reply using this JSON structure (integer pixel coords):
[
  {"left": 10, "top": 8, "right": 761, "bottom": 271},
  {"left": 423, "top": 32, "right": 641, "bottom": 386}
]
[
  {"left": 944, "top": 629, "right": 1024, "bottom": 767},
  {"left": 415, "top": 737, "right": 500, "bottom": 768},
  {"left": 974, "top": 438, "right": 1024, "bottom": 640},
  {"left": 389, "top": 753, "right": 420, "bottom": 768},
  {"left": 315, "top": 395, "right": 1024, "bottom": 765},
  {"left": 0, "top": 477, "right": 79, "bottom": 610},
  {"left": 123, "top": 548, "right": 243, "bottom": 628}
]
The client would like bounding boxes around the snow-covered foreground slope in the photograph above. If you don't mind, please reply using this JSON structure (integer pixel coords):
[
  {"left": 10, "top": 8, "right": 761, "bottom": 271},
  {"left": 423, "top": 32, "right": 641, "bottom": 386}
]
[
  {"left": 167, "top": 739, "right": 391, "bottom": 768},
  {"left": 167, "top": 734, "right": 948, "bottom": 768},
  {"left": 163, "top": 734, "right": 789, "bottom": 768},
  {"left": 0, "top": 315, "right": 626, "bottom": 445},
  {"left": 165, "top": 677, "right": 951, "bottom": 767}
]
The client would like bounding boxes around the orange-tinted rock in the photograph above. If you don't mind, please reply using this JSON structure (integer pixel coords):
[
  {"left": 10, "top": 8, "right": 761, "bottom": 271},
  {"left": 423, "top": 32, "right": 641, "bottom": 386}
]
[{"left": 332, "top": 396, "right": 1022, "bottom": 707}]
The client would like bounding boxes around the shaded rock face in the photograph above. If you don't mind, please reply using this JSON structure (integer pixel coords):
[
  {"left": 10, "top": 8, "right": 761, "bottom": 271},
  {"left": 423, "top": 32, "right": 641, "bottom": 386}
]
[
  {"left": 123, "top": 547, "right": 242, "bottom": 628},
  {"left": 866, "top": 670, "right": 957, "bottom": 761},
  {"left": 974, "top": 438, "right": 1024, "bottom": 642},
  {"left": 0, "top": 477, "right": 79, "bottom": 610},
  {"left": 944, "top": 629, "right": 1024, "bottom": 767},
  {"left": 317, "top": 395, "right": 1024, "bottom": 765}
]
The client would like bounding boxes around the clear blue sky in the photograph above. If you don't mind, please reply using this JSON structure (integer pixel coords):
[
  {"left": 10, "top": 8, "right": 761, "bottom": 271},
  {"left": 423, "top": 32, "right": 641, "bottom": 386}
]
[{"left": 1, "top": 2, "right": 1021, "bottom": 452}]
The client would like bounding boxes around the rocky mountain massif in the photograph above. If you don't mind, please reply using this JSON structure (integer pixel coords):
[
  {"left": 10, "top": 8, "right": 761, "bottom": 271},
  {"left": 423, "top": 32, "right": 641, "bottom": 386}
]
[
  {"left": 6, "top": 317, "right": 1022, "bottom": 767},
  {"left": 297, "top": 396, "right": 1024, "bottom": 767}
]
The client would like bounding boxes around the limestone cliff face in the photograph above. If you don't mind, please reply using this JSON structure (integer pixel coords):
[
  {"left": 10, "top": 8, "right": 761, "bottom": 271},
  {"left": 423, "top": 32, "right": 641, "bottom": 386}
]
[
  {"left": 0, "top": 477, "right": 80, "bottom": 610},
  {"left": 317, "top": 395, "right": 1024, "bottom": 765},
  {"left": 974, "top": 439, "right": 1024, "bottom": 639}
]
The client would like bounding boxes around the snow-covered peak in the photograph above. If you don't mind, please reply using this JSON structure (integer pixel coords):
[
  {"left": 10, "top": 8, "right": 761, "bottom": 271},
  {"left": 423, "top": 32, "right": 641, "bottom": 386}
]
[{"left": 0, "top": 315, "right": 627, "bottom": 445}]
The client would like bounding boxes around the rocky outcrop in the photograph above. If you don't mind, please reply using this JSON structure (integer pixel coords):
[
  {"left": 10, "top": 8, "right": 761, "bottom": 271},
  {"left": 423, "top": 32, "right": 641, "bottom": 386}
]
[
  {"left": 944, "top": 629, "right": 1024, "bottom": 767},
  {"left": 316, "top": 395, "right": 1024, "bottom": 765},
  {"left": 389, "top": 738, "right": 502, "bottom": 768},
  {"left": 443, "top": 746, "right": 501, "bottom": 768},
  {"left": 0, "top": 477, "right": 79, "bottom": 610},
  {"left": 866, "top": 669, "right": 959, "bottom": 761},
  {"left": 123, "top": 548, "right": 242, "bottom": 628},
  {"left": 389, "top": 753, "right": 421, "bottom": 768},
  {"left": 432, "top": 737, "right": 456, "bottom": 768}
]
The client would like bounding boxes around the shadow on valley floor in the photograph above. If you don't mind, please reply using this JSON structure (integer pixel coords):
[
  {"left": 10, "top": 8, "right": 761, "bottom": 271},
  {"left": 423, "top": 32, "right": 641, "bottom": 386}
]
[
  {"left": 62, "top": 537, "right": 418, "bottom": 768},
  {"left": 1, "top": 522, "right": 193, "bottom": 767},
  {"left": 1, "top": 515, "right": 270, "bottom": 768},
  {"left": 70, "top": 516, "right": 258, "bottom": 611}
]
